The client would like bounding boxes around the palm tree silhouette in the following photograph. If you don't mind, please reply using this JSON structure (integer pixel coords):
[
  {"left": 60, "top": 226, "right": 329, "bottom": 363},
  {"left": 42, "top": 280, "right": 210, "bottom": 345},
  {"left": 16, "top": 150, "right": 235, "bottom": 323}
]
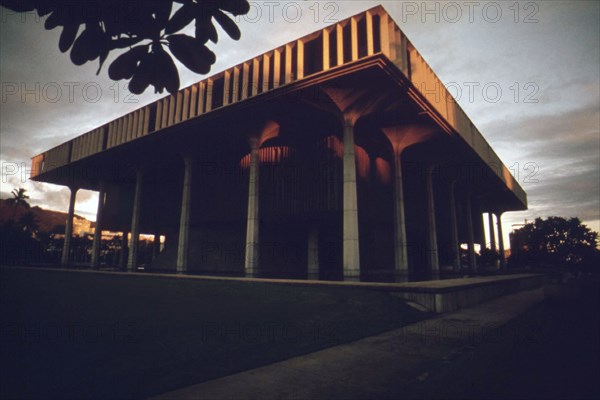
[{"left": 10, "top": 188, "right": 30, "bottom": 220}]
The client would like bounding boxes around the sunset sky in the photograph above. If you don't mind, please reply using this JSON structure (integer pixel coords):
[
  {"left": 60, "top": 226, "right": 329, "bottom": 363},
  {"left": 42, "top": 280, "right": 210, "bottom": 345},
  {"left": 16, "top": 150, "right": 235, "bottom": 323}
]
[{"left": 1, "top": 1, "right": 599, "bottom": 247}]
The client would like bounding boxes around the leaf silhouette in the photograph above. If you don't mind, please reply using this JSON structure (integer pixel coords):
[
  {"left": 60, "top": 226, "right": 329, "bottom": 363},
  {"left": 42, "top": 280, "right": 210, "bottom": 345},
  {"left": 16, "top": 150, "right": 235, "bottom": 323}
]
[
  {"left": 96, "top": 40, "right": 110, "bottom": 75},
  {"left": 153, "top": 2, "right": 173, "bottom": 27},
  {"left": 152, "top": 46, "right": 180, "bottom": 94},
  {"left": 70, "top": 27, "right": 92, "bottom": 65},
  {"left": 35, "top": 4, "right": 53, "bottom": 17},
  {"left": 165, "top": 3, "right": 195, "bottom": 34},
  {"left": 59, "top": 23, "right": 79, "bottom": 53},
  {"left": 129, "top": 52, "right": 154, "bottom": 94},
  {"left": 44, "top": 9, "right": 62, "bottom": 30},
  {"left": 195, "top": 16, "right": 218, "bottom": 44},
  {"left": 213, "top": 10, "right": 241, "bottom": 40},
  {"left": 167, "top": 34, "right": 215, "bottom": 75},
  {"left": 109, "top": 46, "right": 149, "bottom": 80},
  {"left": 219, "top": 0, "right": 251, "bottom": 15}
]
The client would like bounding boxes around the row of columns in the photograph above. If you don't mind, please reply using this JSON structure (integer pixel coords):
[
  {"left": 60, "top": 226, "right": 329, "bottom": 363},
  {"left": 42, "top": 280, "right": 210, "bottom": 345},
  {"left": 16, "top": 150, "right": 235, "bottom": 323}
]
[
  {"left": 60, "top": 129, "right": 506, "bottom": 280},
  {"left": 60, "top": 175, "right": 162, "bottom": 271},
  {"left": 329, "top": 118, "right": 500, "bottom": 280},
  {"left": 386, "top": 159, "right": 495, "bottom": 278}
]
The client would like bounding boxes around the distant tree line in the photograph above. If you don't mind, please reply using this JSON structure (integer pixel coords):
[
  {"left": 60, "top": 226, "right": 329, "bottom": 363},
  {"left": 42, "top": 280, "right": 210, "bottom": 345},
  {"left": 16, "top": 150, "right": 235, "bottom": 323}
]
[
  {"left": 0, "top": 188, "right": 155, "bottom": 267},
  {"left": 509, "top": 216, "right": 599, "bottom": 274}
]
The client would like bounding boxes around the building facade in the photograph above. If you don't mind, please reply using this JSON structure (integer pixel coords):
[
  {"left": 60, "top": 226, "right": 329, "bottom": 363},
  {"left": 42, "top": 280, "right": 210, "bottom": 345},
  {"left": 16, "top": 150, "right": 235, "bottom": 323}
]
[{"left": 30, "top": 6, "right": 527, "bottom": 281}]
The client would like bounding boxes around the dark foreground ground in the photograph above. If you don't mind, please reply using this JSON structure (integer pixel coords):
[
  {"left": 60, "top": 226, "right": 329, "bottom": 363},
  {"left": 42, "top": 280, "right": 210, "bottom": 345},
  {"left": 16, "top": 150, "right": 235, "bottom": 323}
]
[
  {"left": 2, "top": 267, "right": 598, "bottom": 400},
  {"left": 403, "top": 280, "right": 600, "bottom": 399},
  {"left": 0, "top": 267, "right": 428, "bottom": 399},
  {"left": 156, "top": 282, "right": 599, "bottom": 400}
]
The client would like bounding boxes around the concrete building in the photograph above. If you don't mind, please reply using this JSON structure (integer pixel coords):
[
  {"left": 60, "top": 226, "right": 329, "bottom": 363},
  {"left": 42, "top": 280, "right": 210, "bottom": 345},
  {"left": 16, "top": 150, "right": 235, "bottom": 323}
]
[{"left": 30, "top": 6, "right": 526, "bottom": 281}]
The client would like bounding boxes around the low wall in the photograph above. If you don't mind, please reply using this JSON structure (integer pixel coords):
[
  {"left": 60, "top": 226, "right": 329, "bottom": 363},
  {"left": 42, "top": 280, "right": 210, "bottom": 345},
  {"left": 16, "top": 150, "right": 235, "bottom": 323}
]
[
  {"left": 392, "top": 274, "right": 544, "bottom": 313},
  {"left": 0, "top": 266, "right": 544, "bottom": 314}
]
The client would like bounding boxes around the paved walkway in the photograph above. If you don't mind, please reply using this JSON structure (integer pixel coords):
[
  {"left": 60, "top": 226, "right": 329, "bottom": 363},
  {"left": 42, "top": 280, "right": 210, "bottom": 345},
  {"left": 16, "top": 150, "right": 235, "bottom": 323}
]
[{"left": 152, "top": 288, "right": 545, "bottom": 400}]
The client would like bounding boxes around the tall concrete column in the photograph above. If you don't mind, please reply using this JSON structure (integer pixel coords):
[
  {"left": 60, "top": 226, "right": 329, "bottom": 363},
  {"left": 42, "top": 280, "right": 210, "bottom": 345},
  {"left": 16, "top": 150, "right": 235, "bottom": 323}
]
[
  {"left": 245, "top": 138, "right": 260, "bottom": 278},
  {"left": 488, "top": 213, "right": 497, "bottom": 252},
  {"left": 425, "top": 165, "right": 439, "bottom": 277},
  {"left": 177, "top": 156, "right": 193, "bottom": 274},
  {"left": 466, "top": 195, "right": 477, "bottom": 272},
  {"left": 307, "top": 228, "right": 319, "bottom": 280},
  {"left": 448, "top": 180, "right": 461, "bottom": 272},
  {"left": 381, "top": 125, "right": 435, "bottom": 281},
  {"left": 152, "top": 233, "right": 161, "bottom": 260},
  {"left": 342, "top": 117, "right": 360, "bottom": 281},
  {"left": 496, "top": 212, "right": 506, "bottom": 269},
  {"left": 321, "top": 86, "right": 395, "bottom": 281},
  {"left": 120, "top": 231, "right": 128, "bottom": 270},
  {"left": 91, "top": 183, "right": 106, "bottom": 270},
  {"left": 477, "top": 208, "right": 487, "bottom": 249},
  {"left": 392, "top": 148, "right": 408, "bottom": 281},
  {"left": 127, "top": 168, "right": 143, "bottom": 272},
  {"left": 61, "top": 186, "right": 78, "bottom": 267}
]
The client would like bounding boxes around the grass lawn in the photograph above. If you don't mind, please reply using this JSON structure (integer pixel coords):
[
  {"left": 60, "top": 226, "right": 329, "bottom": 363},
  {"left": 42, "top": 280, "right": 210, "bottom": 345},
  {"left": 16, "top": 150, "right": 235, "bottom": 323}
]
[{"left": 0, "top": 267, "right": 429, "bottom": 399}]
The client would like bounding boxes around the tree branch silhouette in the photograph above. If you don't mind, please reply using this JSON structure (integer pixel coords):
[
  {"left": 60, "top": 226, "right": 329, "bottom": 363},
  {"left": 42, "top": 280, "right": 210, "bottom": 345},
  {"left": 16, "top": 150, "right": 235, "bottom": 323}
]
[{"left": 1, "top": 0, "right": 250, "bottom": 94}]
